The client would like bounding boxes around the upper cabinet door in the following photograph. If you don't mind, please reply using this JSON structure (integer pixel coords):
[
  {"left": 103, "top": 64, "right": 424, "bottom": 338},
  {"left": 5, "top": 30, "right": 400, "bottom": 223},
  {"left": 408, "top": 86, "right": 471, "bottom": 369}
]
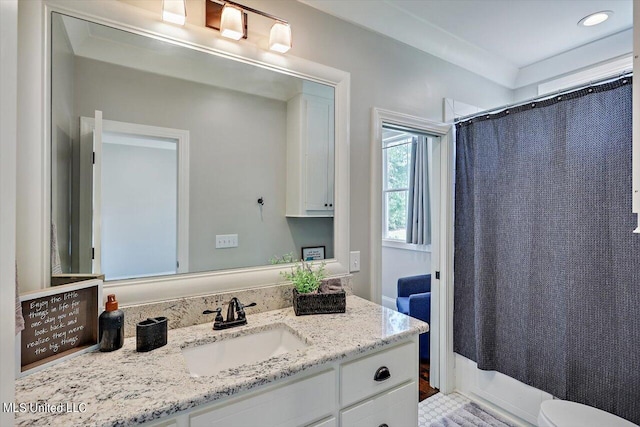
[
  {"left": 286, "top": 92, "right": 335, "bottom": 217},
  {"left": 304, "top": 94, "right": 335, "bottom": 212}
]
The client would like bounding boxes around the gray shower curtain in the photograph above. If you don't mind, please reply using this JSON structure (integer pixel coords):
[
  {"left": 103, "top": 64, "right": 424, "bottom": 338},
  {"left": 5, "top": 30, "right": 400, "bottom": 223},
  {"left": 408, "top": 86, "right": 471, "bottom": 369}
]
[{"left": 454, "top": 78, "right": 640, "bottom": 424}]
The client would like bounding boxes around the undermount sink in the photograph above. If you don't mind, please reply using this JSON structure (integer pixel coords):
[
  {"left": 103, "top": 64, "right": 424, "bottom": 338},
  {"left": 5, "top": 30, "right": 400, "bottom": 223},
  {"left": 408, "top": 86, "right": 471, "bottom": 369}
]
[{"left": 181, "top": 324, "right": 309, "bottom": 377}]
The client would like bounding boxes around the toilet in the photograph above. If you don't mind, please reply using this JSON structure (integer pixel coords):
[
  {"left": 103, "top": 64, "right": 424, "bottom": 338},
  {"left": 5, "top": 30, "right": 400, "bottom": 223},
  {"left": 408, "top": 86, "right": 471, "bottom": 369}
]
[{"left": 538, "top": 400, "right": 638, "bottom": 427}]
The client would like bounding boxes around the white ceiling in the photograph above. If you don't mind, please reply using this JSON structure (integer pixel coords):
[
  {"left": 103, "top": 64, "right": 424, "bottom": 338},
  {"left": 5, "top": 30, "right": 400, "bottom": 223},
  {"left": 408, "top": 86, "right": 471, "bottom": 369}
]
[{"left": 299, "top": 0, "right": 633, "bottom": 89}]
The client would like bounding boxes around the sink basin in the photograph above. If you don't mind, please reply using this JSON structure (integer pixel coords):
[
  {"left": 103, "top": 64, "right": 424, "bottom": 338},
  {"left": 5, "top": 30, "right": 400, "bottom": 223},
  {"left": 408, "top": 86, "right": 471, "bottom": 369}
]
[{"left": 181, "top": 325, "right": 308, "bottom": 377}]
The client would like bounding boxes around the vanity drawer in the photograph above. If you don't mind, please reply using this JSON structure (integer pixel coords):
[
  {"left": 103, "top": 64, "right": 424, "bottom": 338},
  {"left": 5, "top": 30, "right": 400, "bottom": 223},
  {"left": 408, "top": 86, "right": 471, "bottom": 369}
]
[
  {"left": 143, "top": 418, "right": 181, "bottom": 427},
  {"left": 190, "top": 370, "right": 335, "bottom": 427},
  {"left": 340, "top": 341, "right": 416, "bottom": 407},
  {"left": 306, "top": 416, "right": 337, "bottom": 427},
  {"left": 340, "top": 382, "right": 417, "bottom": 427}
]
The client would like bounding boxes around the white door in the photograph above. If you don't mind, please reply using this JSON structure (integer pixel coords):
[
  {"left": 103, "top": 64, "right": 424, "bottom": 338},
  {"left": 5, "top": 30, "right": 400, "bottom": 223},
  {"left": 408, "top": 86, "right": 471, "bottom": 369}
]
[
  {"left": 372, "top": 108, "right": 455, "bottom": 393},
  {"left": 429, "top": 127, "right": 455, "bottom": 392},
  {"left": 92, "top": 110, "right": 103, "bottom": 275},
  {"left": 81, "top": 112, "right": 189, "bottom": 280}
]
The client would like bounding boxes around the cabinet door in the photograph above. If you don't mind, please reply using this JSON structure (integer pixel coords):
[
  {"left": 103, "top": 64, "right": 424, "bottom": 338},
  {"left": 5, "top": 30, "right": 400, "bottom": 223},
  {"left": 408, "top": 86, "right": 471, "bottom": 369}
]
[
  {"left": 189, "top": 370, "right": 335, "bottom": 427},
  {"left": 340, "top": 382, "right": 417, "bottom": 427},
  {"left": 304, "top": 94, "right": 334, "bottom": 211}
]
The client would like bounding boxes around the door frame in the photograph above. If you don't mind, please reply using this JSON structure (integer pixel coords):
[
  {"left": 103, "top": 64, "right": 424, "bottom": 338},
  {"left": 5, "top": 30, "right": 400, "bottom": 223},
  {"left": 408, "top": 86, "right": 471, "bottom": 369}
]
[
  {"left": 370, "top": 107, "right": 455, "bottom": 393},
  {"left": 0, "top": 0, "right": 18, "bottom": 412},
  {"left": 79, "top": 116, "right": 190, "bottom": 277}
]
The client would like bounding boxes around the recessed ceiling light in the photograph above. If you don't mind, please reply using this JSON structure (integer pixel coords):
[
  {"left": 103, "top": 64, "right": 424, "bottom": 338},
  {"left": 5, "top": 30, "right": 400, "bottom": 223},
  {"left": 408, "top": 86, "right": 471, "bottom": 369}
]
[{"left": 578, "top": 10, "right": 613, "bottom": 27}]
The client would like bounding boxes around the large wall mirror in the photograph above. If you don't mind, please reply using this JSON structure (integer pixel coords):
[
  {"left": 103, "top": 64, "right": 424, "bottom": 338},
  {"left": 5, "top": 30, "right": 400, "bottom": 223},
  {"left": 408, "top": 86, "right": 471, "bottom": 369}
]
[
  {"left": 43, "top": 1, "right": 349, "bottom": 303},
  {"left": 51, "top": 13, "right": 335, "bottom": 281}
]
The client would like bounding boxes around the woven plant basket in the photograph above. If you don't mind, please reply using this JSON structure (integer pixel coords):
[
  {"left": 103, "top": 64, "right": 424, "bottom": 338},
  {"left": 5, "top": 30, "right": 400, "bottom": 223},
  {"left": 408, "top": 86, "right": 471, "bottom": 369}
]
[{"left": 292, "top": 289, "right": 346, "bottom": 316}]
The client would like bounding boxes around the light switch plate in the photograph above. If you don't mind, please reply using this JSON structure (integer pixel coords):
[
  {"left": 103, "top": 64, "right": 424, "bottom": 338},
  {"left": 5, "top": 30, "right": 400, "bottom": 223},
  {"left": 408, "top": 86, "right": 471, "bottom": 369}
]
[
  {"left": 216, "top": 234, "right": 238, "bottom": 249},
  {"left": 349, "top": 251, "right": 360, "bottom": 272}
]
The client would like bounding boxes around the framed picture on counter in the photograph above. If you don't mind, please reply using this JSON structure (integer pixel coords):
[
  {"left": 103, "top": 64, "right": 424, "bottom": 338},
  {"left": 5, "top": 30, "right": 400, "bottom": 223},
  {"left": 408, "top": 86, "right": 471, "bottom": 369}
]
[
  {"left": 302, "top": 246, "right": 325, "bottom": 261},
  {"left": 17, "top": 278, "right": 103, "bottom": 377}
]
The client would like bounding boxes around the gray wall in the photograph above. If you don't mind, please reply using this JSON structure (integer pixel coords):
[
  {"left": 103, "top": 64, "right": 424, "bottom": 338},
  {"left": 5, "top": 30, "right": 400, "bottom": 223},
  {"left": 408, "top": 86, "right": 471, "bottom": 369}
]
[
  {"left": 381, "top": 246, "right": 432, "bottom": 309},
  {"left": 244, "top": 0, "right": 514, "bottom": 298},
  {"left": 513, "top": 84, "right": 538, "bottom": 103},
  {"left": 73, "top": 57, "right": 333, "bottom": 273},
  {"left": 511, "top": 58, "right": 632, "bottom": 103}
]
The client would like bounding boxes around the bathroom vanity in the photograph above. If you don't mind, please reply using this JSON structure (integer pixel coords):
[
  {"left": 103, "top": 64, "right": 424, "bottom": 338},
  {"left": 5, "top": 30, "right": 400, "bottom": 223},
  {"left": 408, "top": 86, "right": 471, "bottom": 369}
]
[{"left": 14, "top": 296, "right": 428, "bottom": 426}]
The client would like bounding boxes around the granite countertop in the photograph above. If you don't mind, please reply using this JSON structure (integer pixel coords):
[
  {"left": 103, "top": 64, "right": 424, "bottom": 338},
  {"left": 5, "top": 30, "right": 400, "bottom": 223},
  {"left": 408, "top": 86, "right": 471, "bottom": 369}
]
[{"left": 15, "top": 295, "right": 429, "bottom": 427}]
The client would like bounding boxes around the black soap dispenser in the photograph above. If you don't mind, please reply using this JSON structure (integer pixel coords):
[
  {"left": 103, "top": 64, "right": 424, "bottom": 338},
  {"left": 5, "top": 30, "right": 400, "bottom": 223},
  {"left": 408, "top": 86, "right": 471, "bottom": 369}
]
[{"left": 99, "top": 294, "right": 124, "bottom": 352}]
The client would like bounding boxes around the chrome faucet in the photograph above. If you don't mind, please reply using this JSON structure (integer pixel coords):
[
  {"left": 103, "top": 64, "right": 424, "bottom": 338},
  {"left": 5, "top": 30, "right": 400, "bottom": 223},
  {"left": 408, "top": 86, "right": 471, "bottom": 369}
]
[{"left": 203, "top": 298, "right": 256, "bottom": 330}]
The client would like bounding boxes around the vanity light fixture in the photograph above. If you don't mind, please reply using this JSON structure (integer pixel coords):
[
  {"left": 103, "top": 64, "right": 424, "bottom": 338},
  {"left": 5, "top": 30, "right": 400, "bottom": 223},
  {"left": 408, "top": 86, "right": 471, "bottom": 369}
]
[
  {"left": 269, "top": 22, "right": 292, "bottom": 53},
  {"left": 206, "top": 0, "right": 292, "bottom": 53},
  {"left": 162, "top": 0, "right": 187, "bottom": 26},
  {"left": 578, "top": 10, "right": 613, "bottom": 27},
  {"left": 220, "top": 4, "right": 244, "bottom": 40}
]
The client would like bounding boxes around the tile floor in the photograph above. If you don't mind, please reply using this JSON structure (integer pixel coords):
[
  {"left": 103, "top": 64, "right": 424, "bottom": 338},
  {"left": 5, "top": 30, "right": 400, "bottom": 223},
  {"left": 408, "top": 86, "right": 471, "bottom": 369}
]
[{"left": 418, "top": 391, "right": 472, "bottom": 426}]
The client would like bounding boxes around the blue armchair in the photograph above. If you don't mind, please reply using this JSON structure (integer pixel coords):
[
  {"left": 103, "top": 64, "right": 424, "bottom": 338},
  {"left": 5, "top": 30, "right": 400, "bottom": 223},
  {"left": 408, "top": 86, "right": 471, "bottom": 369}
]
[{"left": 396, "top": 274, "right": 431, "bottom": 360}]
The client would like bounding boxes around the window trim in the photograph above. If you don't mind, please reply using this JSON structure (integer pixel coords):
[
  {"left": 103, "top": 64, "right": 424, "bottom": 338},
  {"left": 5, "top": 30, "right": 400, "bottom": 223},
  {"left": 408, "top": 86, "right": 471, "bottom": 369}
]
[
  {"left": 371, "top": 107, "right": 454, "bottom": 394},
  {"left": 381, "top": 133, "right": 412, "bottom": 242},
  {"left": 381, "top": 129, "right": 434, "bottom": 244},
  {"left": 382, "top": 238, "right": 431, "bottom": 252}
]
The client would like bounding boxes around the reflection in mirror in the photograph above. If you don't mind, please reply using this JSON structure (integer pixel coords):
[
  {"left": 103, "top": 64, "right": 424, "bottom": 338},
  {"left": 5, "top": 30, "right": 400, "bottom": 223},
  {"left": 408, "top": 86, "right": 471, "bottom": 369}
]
[{"left": 51, "top": 12, "right": 335, "bottom": 282}]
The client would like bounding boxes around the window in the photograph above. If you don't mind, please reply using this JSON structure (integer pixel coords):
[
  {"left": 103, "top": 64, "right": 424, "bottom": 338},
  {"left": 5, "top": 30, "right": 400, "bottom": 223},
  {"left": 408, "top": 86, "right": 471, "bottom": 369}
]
[
  {"left": 382, "top": 125, "right": 432, "bottom": 246},
  {"left": 382, "top": 131, "right": 411, "bottom": 240}
]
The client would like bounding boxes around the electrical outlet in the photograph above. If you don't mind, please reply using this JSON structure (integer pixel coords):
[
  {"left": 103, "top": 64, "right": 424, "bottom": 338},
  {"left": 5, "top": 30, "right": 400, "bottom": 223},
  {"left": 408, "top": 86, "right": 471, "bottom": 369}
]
[
  {"left": 349, "top": 251, "right": 360, "bottom": 272},
  {"left": 216, "top": 234, "right": 238, "bottom": 249}
]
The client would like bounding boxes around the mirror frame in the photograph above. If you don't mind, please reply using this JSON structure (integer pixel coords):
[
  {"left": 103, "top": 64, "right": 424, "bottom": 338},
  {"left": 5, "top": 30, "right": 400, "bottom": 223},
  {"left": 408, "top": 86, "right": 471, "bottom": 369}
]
[{"left": 28, "top": 0, "right": 350, "bottom": 305}]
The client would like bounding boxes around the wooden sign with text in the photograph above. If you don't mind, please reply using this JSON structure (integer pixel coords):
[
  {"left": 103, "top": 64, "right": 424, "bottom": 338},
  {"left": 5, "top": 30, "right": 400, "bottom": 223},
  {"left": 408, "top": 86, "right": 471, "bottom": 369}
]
[{"left": 19, "top": 279, "right": 102, "bottom": 376}]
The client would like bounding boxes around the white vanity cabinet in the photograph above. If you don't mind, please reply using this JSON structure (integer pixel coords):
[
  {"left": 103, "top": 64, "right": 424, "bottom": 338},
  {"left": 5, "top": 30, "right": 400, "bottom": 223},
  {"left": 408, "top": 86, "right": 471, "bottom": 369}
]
[
  {"left": 147, "top": 339, "right": 418, "bottom": 427},
  {"left": 286, "top": 88, "right": 335, "bottom": 217},
  {"left": 339, "top": 341, "right": 418, "bottom": 427},
  {"left": 189, "top": 370, "right": 336, "bottom": 427},
  {"left": 340, "top": 382, "right": 416, "bottom": 427},
  {"left": 308, "top": 417, "right": 338, "bottom": 427}
]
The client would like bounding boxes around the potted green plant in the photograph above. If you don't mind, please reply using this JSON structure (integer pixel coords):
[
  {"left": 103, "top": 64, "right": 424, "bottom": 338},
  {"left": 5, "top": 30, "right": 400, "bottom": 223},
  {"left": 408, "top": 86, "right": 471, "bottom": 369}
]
[
  {"left": 269, "top": 252, "right": 297, "bottom": 265},
  {"left": 281, "top": 260, "right": 346, "bottom": 316}
]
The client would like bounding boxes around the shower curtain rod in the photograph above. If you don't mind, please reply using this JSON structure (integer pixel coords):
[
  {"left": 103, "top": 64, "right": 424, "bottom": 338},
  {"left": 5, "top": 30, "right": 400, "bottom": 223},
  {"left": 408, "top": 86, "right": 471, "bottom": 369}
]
[{"left": 455, "top": 69, "right": 633, "bottom": 124}]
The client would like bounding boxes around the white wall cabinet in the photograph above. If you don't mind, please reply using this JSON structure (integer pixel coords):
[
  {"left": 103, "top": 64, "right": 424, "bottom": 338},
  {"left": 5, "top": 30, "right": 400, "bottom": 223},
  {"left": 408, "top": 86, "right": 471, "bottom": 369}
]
[
  {"left": 146, "top": 339, "right": 418, "bottom": 427},
  {"left": 286, "top": 90, "right": 335, "bottom": 217}
]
